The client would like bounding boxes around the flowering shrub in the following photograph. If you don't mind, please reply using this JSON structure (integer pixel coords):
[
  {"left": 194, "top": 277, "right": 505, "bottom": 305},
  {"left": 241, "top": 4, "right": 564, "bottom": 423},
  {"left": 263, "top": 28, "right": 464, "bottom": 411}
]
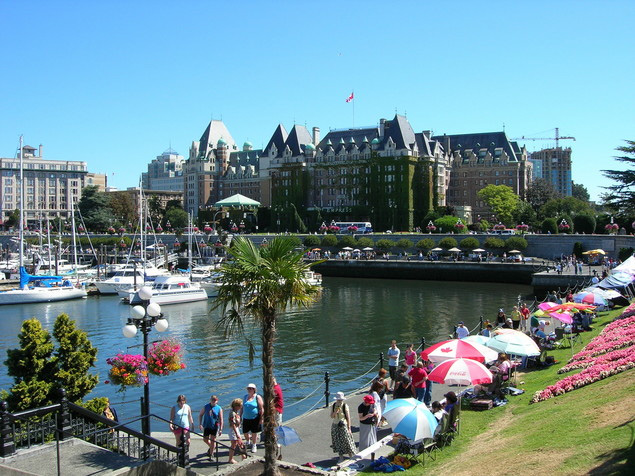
[
  {"left": 567, "top": 316, "right": 635, "bottom": 363},
  {"left": 105, "top": 354, "right": 148, "bottom": 391},
  {"left": 558, "top": 346, "right": 634, "bottom": 373},
  {"left": 147, "top": 339, "right": 186, "bottom": 376}
]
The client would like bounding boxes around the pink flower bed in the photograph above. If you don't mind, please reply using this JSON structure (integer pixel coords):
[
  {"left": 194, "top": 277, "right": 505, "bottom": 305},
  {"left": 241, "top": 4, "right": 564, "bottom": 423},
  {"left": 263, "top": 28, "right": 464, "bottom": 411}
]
[
  {"left": 530, "top": 312, "right": 635, "bottom": 403},
  {"left": 558, "top": 346, "right": 635, "bottom": 373}
]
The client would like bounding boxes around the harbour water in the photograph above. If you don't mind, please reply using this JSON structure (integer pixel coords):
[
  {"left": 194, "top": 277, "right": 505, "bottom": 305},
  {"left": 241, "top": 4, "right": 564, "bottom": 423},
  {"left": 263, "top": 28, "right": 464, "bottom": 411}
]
[{"left": 0, "top": 277, "right": 530, "bottom": 423}]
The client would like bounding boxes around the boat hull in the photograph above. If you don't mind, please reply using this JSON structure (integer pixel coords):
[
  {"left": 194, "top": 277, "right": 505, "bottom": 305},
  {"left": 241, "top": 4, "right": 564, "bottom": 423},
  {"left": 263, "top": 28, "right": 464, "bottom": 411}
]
[{"left": 0, "top": 287, "right": 87, "bottom": 305}]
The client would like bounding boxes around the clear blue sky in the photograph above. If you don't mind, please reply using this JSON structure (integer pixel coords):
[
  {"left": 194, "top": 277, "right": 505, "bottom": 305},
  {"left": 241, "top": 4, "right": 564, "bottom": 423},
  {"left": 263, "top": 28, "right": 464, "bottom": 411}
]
[{"left": 1, "top": 0, "right": 633, "bottom": 201}]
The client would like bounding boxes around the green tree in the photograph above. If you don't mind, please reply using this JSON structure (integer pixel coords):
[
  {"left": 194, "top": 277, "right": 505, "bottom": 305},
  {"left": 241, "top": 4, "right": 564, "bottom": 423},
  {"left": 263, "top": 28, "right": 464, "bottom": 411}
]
[
  {"left": 165, "top": 207, "right": 189, "bottom": 230},
  {"left": 52, "top": 314, "right": 98, "bottom": 402},
  {"left": 571, "top": 183, "right": 590, "bottom": 203},
  {"left": 602, "top": 140, "right": 635, "bottom": 213},
  {"left": 303, "top": 235, "right": 321, "bottom": 248},
  {"left": 77, "top": 186, "right": 111, "bottom": 231},
  {"left": 573, "top": 214, "right": 596, "bottom": 234},
  {"left": 525, "top": 178, "right": 559, "bottom": 212},
  {"left": 618, "top": 247, "right": 634, "bottom": 261},
  {"left": 4, "top": 319, "right": 55, "bottom": 411},
  {"left": 433, "top": 215, "right": 459, "bottom": 233},
  {"left": 438, "top": 237, "right": 458, "bottom": 249},
  {"left": 484, "top": 237, "right": 505, "bottom": 249},
  {"left": 476, "top": 219, "right": 490, "bottom": 232},
  {"left": 375, "top": 239, "right": 394, "bottom": 251},
  {"left": 109, "top": 192, "right": 137, "bottom": 228},
  {"left": 6, "top": 208, "right": 20, "bottom": 228},
  {"left": 541, "top": 217, "right": 558, "bottom": 234},
  {"left": 215, "top": 238, "right": 320, "bottom": 476},
  {"left": 338, "top": 235, "right": 357, "bottom": 248},
  {"left": 540, "top": 196, "right": 592, "bottom": 221},
  {"left": 321, "top": 234, "right": 337, "bottom": 247},
  {"left": 512, "top": 201, "right": 537, "bottom": 228},
  {"left": 477, "top": 185, "right": 519, "bottom": 224},
  {"left": 505, "top": 236, "right": 528, "bottom": 251},
  {"left": 357, "top": 237, "right": 374, "bottom": 248},
  {"left": 147, "top": 195, "right": 164, "bottom": 225},
  {"left": 416, "top": 238, "right": 435, "bottom": 250},
  {"left": 395, "top": 238, "right": 413, "bottom": 250},
  {"left": 459, "top": 237, "right": 480, "bottom": 250}
]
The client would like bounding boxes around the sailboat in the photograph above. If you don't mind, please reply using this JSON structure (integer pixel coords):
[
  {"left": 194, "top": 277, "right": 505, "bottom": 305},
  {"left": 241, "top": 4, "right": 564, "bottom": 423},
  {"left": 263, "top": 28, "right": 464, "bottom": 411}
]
[{"left": 0, "top": 136, "right": 87, "bottom": 305}]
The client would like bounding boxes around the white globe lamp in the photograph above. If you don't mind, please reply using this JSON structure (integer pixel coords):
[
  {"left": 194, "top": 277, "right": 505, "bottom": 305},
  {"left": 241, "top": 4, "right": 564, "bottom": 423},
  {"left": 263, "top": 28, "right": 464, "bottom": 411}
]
[
  {"left": 147, "top": 302, "right": 162, "bottom": 317},
  {"left": 131, "top": 305, "right": 146, "bottom": 320},
  {"left": 155, "top": 318, "right": 169, "bottom": 332},
  {"left": 138, "top": 286, "right": 153, "bottom": 301},
  {"left": 122, "top": 323, "right": 138, "bottom": 338}
]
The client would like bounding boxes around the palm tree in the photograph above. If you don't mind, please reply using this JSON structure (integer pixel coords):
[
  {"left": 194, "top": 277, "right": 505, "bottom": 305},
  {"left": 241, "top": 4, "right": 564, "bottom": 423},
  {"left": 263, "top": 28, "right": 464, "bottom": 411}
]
[{"left": 215, "top": 237, "right": 321, "bottom": 476}]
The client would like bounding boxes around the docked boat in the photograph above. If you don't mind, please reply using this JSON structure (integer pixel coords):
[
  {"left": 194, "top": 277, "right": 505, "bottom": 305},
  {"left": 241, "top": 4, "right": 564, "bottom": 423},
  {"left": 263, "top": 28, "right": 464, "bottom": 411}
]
[
  {"left": 95, "top": 263, "right": 169, "bottom": 295},
  {"left": 0, "top": 136, "right": 87, "bottom": 305},
  {"left": 198, "top": 272, "right": 223, "bottom": 297},
  {"left": 122, "top": 275, "right": 208, "bottom": 305},
  {"left": 303, "top": 270, "right": 322, "bottom": 286}
]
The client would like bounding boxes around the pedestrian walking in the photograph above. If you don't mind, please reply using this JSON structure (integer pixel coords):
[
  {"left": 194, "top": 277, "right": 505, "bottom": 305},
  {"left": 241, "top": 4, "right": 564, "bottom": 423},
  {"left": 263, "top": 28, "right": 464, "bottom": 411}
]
[
  {"left": 169, "top": 394, "right": 193, "bottom": 447},
  {"left": 358, "top": 394, "right": 378, "bottom": 451},
  {"left": 228, "top": 398, "right": 247, "bottom": 464},
  {"left": 198, "top": 395, "right": 223, "bottom": 460},
  {"left": 387, "top": 340, "right": 400, "bottom": 390},
  {"left": 241, "top": 383, "right": 264, "bottom": 454},
  {"left": 330, "top": 392, "right": 355, "bottom": 462}
]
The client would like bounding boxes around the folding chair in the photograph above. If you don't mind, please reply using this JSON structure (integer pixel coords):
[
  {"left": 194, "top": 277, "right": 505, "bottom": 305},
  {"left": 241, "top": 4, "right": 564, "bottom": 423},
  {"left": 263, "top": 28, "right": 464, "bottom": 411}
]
[
  {"left": 553, "top": 328, "right": 567, "bottom": 349},
  {"left": 565, "top": 330, "right": 583, "bottom": 348}
]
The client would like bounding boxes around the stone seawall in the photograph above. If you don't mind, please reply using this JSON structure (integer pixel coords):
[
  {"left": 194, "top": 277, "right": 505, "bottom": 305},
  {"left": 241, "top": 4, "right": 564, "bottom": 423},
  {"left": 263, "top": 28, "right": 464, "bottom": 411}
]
[{"left": 311, "top": 260, "right": 542, "bottom": 285}]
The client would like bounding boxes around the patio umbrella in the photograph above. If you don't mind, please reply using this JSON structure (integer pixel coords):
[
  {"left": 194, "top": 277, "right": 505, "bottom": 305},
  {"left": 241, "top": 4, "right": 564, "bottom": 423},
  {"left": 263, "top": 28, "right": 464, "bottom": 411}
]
[
  {"left": 486, "top": 329, "right": 541, "bottom": 357},
  {"left": 448, "top": 247, "right": 461, "bottom": 252},
  {"left": 463, "top": 335, "right": 491, "bottom": 346},
  {"left": 549, "top": 311, "right": 573, "bottom": 324},
  {"left": 473, "top": 248, "right": 486, "bottom": 253},
  {"left": 431, "top": 247, "right": 443, "bottom": 252},
  {"left": 421, "top": 339, "right": 498, "bottom": 364},
  {"left": 427, "top": 358, "right": 493, "bottom": 386},
  {"left": 342, "top": 247, "right": 354, "bottom": 251},
  {"left": 574, "top": 291, "right": 607, "bottom": 306},
  {"left": 383, "top": 398, "right": 438, "bottom": 441},
  {"left": 582, "top": 249, "right": 605, "bottom": 255},
  {"left": 362, "top": 247, "right": 374, "bottom": 251},
  {"left": 275, "top": 425, "right": 302, "bottom": 446},
  {"left": 508, "top": 249, "right": 521, "bottom": 254},
  {"left": 311, "top": 248, "right": 321, "bottom": 251},
  {"left": 538, "top": 301, "right": 559, "bottom": 311}
]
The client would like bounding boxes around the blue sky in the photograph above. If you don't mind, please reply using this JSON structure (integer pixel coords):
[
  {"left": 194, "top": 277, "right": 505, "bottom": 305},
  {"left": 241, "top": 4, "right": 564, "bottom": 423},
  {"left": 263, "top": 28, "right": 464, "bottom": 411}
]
[{"left": 1, "top": 0, "right": 633, "bottom": 201}]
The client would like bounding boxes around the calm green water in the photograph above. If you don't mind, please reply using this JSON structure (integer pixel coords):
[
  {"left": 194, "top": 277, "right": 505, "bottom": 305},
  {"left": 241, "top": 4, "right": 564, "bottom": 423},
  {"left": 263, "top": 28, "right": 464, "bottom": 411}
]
[{"left": 0, "top": 277, "right": 530, "bottom": 421}]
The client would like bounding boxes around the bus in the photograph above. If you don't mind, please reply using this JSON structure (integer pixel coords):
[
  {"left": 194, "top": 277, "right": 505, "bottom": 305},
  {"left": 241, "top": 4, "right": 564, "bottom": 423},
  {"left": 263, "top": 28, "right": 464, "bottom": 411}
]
[{"left": 334, "top": 222, "right": 373, "bottom": 234}]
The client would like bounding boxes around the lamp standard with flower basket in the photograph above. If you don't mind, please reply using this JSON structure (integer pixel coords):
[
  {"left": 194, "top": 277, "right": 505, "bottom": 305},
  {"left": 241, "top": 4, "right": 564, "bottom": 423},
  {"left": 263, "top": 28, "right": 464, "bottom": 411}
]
[
  {"left": 426, "top": 220, "right": 436, "bottom": 233},
  {"left": 559, "top": 219, "right": 570, "bottom": 233},
  {"left": 122, "top": 286, "right": 169, "bottom": 440},
  {"left": 454, "top": 218, "right": 466, "bottom": 233},
  {"left": 605, "top": 217, "right": 619, "bottom": 234}
]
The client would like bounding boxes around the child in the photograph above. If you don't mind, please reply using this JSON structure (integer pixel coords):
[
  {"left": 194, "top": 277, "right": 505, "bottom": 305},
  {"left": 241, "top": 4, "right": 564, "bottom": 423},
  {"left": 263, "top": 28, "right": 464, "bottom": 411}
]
[{"left": 228, "top": 398, "right": 247, "bottom": 464}]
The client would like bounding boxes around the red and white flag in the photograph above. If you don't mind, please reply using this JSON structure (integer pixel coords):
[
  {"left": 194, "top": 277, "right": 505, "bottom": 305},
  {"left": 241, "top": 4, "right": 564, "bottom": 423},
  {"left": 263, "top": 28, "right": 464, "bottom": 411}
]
[{"left": 345, "top": 92, "right": 354, "bottom": 103}]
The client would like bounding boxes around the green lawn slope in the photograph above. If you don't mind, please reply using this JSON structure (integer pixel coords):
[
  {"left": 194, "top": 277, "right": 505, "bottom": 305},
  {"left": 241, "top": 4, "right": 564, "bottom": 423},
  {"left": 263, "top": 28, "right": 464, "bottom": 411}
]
[{"left": 376, "top": 310, "right": 635, "bottom": 476}]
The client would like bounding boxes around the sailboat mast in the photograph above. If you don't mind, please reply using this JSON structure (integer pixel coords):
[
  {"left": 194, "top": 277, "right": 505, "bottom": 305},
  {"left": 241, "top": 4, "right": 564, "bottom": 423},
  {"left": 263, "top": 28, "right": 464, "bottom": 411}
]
[
  {"left": 188, "top": 212, "right": 193, "bottom": 281},
  {"left": 46, "top": 217, "right": 52, "bottom": 275},
  {"left": 18, "top": 135, "right": 24, "bottom": 271},
  {"left": 71, "top": 199, "right": 79, "bottom": 285}
]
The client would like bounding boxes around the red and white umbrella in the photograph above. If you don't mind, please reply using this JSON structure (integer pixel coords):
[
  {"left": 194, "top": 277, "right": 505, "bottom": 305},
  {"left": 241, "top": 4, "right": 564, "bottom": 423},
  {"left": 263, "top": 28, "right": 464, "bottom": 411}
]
[
  {"left": 428, "top": 358, "right": 493, "bottom": 386},
  {"left": 421, "top": 339, "right": 499, "bottom": 364}
]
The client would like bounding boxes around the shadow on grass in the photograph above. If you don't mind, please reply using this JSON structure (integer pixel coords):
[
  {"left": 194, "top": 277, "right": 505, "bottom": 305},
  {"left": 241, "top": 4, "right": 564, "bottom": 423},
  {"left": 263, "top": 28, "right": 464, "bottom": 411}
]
[{"left": 588, "top": 419, "right": 634, "bottom": 476}]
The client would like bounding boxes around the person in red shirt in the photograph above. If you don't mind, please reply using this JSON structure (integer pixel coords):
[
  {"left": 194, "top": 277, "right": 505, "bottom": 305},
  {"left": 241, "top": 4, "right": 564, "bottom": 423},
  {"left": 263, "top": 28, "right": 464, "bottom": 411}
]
[
  {"left": 407, "top": 362, "right": 428, "bottom": 403},
  {"left": 273, "top": 378, "right": 284, "bottom": 426},
  {"left": 520, "top": 303, "right": 531, "bottom": 331}
]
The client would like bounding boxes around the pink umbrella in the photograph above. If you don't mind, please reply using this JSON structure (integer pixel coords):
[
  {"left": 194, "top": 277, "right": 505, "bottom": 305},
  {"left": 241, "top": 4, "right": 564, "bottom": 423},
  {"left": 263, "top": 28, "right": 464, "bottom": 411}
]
[
  {"left": 538, "top": 302, "right": 559, "bottom": 311},
  {"left": 421, "top": 339, "right": 499, "bottom": 364},
  {"left": 428, "top": 358, "right": 493, "bottom": 386},
  {"left": 549, "top": 311, "right": 573, "bottom": 324}
]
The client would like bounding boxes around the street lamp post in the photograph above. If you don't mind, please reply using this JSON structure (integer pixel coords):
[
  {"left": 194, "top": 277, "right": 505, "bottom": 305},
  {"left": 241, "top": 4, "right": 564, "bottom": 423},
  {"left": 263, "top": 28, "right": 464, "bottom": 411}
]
[{"left": 122, "top": 286, "right": 169, "bottom": 443}]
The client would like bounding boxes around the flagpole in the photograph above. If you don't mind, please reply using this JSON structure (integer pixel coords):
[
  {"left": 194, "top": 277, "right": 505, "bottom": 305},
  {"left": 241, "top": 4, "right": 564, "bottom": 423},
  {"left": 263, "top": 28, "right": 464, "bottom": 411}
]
[{"left": 352, "top": 89, "right": 355, "bottom": 127}]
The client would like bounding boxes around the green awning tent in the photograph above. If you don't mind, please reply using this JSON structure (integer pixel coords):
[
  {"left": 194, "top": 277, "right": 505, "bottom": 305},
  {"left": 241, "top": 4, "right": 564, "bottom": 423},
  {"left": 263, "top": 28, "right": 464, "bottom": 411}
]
[{"left": 214, "top": 194, "right": 261, "bottom": 208}]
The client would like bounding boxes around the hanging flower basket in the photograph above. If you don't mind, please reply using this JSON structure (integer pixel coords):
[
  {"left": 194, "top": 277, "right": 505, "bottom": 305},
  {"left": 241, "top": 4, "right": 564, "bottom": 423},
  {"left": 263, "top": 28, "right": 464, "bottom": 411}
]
[
  {"left": 147, "top": 339, "right": 186, "bottom": 376},
  {"left": 107, "top": 227, "right": 116, "bottom": 235},
  {"left": 200, "top": 242, "right": 207, "bottom": 248},
  {"left": 204, "top": 226, "right": 213, "bottom": 234},
  {"left": 454, "top": 223, "right": 465, "bottom": 230},
  {"left": 494, "top": 223, "right": 506, "bottom": 231},
  {"left": 231, "top": 226, "right": 239, "bottom": 232},
  {"left": 426, "top": 225, "right": 436, "bottom": 232},
  {"left": 119, "top": 241, "right": 127, "bottom": 249},
  {"left": 348, "top": 225, "right": 358, "bottom": 232},
  {"left": 558, "top": 223, "right": 570, "bottom": 231},
  {"left": 516, "top": 224, "right": 529, "bottom": 232},
  {"left": 328, "top": 225, "right": 340, "bottom": 233},
  {"left": 193, "top": 227, "right": 199, "bottom": 232},
  {"left": 156, "top": 225, "right": 163, "bottom": 233},
  {"left": 105, "top": 353, "right": 148, "bottom": 391},
  {"left": 319, "top": 225, "right": 328, "bottom": 232},
  {"left": 214, "top": 241, "right": 223, "bottom": 248},
  {"left": 605, "top": 223, "right": 619, "bottom": 234},
  {"left": 78, "top": 226, "right": 85, "bottom": 233},
  {"left": 119, "top": 227, "right": 126, "bottom": 234},
  {"left": 173, "top": 241, "right": 180, "bottom": 248}
]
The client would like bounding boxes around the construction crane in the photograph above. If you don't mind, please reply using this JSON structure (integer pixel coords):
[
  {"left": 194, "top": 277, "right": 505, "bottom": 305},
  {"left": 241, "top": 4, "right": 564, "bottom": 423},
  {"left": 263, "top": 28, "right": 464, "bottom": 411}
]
[{"left": 511, "top": 128, "right": 576, "bottom": 148}]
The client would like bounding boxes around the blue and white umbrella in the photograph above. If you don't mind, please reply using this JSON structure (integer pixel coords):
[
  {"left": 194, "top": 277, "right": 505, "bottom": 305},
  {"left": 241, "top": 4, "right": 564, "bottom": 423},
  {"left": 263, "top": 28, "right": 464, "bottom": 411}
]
[
  {"left": 383, "top": 398, "right": 438, "bottom": 441},
  {"left": 275, "top": 425, "right": 302, "bottom": 446}
]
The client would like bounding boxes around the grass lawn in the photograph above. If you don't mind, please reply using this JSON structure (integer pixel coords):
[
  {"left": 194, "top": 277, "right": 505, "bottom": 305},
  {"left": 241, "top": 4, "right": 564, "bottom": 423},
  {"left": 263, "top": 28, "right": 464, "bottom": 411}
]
[{"left": 373, "top": 309, "right": 635, "bottom": 476}]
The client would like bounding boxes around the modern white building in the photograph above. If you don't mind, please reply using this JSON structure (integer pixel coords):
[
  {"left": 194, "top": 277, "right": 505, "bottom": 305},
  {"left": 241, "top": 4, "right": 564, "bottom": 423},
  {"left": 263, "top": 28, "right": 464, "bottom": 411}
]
[{"left": 141, "top": 148, "right": 185, "bottom": 192}]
